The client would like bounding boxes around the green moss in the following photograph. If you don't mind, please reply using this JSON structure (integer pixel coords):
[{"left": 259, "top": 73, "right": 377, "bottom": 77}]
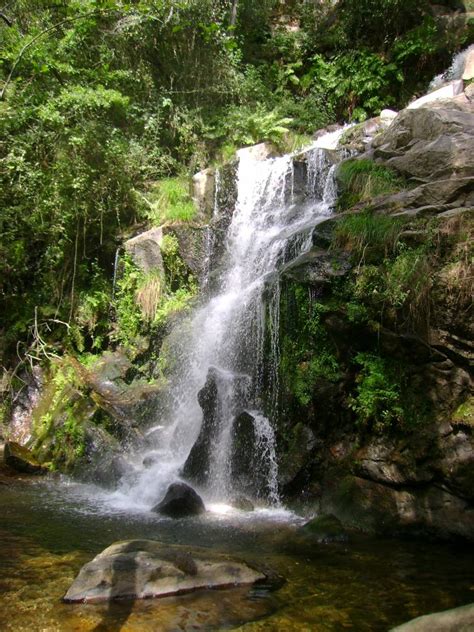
[
  {"left": 349, "top": 352, "right": 428, "bottom": 432},
  {"left": 452, "top": 397, "right": 474, "bottom": 426}
]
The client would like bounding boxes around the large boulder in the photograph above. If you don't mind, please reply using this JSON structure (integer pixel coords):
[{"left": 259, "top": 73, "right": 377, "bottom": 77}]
[
  {"left": 63, "top": 540, "right": 267, "bottom": 603},
  {"left": 373, "top": 103, "right": 474, "bottom": 182},
  {"left": 181, "top": 368, "right": 221, "bottom": 484},
  {"left": 124, "top": 227, "right": 164, "bottom": 275},
  {"left": 390, "top": 603, "right": 474, "bottom": 631},
  {"left": 182, "top": 367, "right": 251, "bottom": 487},
  {"left": 4, "top": 441, "right": 46, "bottom": 474},
  {"left": 151, "top": 482, "right": 205, "bottom": 518}
]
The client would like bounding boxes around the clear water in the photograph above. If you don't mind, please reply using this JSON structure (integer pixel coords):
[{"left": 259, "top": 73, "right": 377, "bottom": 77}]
[{"left": 1, "top": 475, "right": 474, "bottom": 631}]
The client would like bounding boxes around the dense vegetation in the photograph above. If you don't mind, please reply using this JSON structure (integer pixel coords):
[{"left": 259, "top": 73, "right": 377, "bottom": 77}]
[{"left": 0, "top": 0, "right": 471, "bottom": 387}]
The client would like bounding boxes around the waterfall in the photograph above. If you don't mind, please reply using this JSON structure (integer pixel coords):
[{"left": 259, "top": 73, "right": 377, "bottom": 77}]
[{"left": 113, "top": 134, "right": 344, "bottom": 510}]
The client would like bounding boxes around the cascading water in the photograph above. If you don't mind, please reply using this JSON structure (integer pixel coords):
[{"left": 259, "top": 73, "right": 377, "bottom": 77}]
[{"left": 113, "top": 132, "right": 345, "bottom": 511}]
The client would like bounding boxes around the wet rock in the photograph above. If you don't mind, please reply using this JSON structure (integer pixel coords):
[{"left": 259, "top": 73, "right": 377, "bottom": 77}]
[
  {"left": 390, "top": 602, "right": 474, "bottom": 631},
  {"left": 5, "top": 366, "right": 43, "bottom": 445},
  {"left": 302, "top": 514, "right": 349, "bottom": 544},
  {"left": 162, "top": 225, "right": 209, "bottom": 285},
  {"left": 182, "top": 368, "right": 220, "bottom": 484},
  {"left": 230, "top": 411, "right": 275, "bottom": 499},
  {"left": 281, "top": 249, "right": 351, "bottom": 286},
  {"left": 231, "top": 496, "right": 255, "bottom": 512},
  {"left": 143, "top": 454, "right": 159, "bottom": 468},
  {"left": 152, "top": 482, "right": 205, "bottom": 518},
  {"left": 182, "top": 367, "right": 253, "bottom": 489},
  {"left": 63, "top": 540, "right": 266, "bottom": 603},
  {"left": 192, "top": 167, "right": 215, "bottom": 220},
  {"left": 407, "top": 80, "right": 464, "bottom": 110},
  {"left": 279, "top": 423, "right": 316, "bottom": 488},
  {"left": 321, "top": 474, "right": 474, "bottom": 541},
  {"left": 4, "top": 441, "right": 46, "bottom": 474},
  {"left": 369, "top": 177, "right": 474, "bottom": 217}
]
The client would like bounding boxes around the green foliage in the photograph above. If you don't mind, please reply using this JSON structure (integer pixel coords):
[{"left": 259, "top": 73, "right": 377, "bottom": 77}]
[
  {"left": 336, "top": 158, "right": 405, "bottom": 210},
  {"left": 349, "top": 352, "right": 426, "bottom": 432},
  {"left": 349, "top": 353, "right": 404, "bottom": 431},
  {"left": 334, "top": 209, "right": 404, "bottom": 263},
  {"left": 142, "top": 178, "right": 196, "bottom": 225},
  {"left": 0, "top": 0, "right": 469, "bottom": 369},
  {"left": 112, "top": 242, "right": 196, "bottom": 345},
  {"left": 280, "top": 286, "right": 341, "bottom": 407}
]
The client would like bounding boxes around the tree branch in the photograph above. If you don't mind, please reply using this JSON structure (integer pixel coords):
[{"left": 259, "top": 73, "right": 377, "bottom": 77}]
[{"left": 0, "top": 11, "right": 13, "bottom": 27}]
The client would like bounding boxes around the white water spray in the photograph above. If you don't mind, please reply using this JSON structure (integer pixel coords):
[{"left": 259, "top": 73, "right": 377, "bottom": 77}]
[{"left": 112, "top": 133, "right": 345, "bottom": 511}]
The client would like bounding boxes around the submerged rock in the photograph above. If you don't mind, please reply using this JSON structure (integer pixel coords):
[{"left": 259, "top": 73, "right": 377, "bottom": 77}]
[
  {"left": 152, "top": 482, "right": 205, "bottom": 518},
  {"left": 390, "top": 602, "right": 474, "bottom": 631},
  {"left": 302, "top": 514, "right": 349, "bottom": 544},
  {"left": 231, "top": 496, "right": 255, "bottom": 512},
  {"left": 63, "top": 539, "right": 266, "bottom": 604},
  {"left": 4, "top": 441, "right": 46, "bottom": 474}
]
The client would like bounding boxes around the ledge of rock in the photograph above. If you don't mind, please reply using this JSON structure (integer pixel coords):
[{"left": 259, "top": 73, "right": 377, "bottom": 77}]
[
  {"left": 63, "top": 540, "right": 267, "bottom": 604},
  {"left": 4, "top": 441, "right": 47, "bottom": 474}
]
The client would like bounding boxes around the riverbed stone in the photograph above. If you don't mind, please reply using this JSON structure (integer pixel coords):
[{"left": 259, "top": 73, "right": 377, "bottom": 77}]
[
  {"left": 390, "top": 602, "right": 474, "bottom": 631},
  {"left": 152, "top": 482, "right": 205, "bottom": 518},
  {"left": 63, "top": 539, "right": 266, "bottom": 604}
]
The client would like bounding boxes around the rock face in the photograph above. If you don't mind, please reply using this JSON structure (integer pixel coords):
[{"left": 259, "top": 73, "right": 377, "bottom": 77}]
[
  {"left": 390, "top": 603, "right": 474, "bottom": 631},
  {"left": 275, "top": 97, "right": 474, "bottom": 541},
  {"left": 5, "top": 366, "right": 43, "bottom": 445},
  {"left": 301, "top": 514, "right": 349, "bottom": 544},
  {"left": 151, "top": 482, "right": 205, "bottom": 518},
  {"left": 63, "top": 540, "right": 266, "bottom": 604},
  {"left": 124, "top": 227, "right": 164, "bottom": 275},
  {"left": 373, "top": 102, "right": 474, "bottom": 181},
  {"left": 4, "top": 441, "right": 46, "bottom": 474}
]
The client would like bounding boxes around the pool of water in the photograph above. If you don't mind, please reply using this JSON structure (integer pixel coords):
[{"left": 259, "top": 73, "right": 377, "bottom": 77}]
[{"left": 1, "top": 475, "right": 473, "bottom": 631}]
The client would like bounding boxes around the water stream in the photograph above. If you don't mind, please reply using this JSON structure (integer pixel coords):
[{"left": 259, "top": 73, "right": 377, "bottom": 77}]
[{"left": 113, "top": 135, "right": 342, "bottom": 511}]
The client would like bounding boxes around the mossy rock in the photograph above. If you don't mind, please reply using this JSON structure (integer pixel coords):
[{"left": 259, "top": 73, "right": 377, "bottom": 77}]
[
  {"left": 301, "top": 513, "right": 349, "bottom": 543},
  {"left": 452, "top": 397, "right": 474, "bottom": 427},
  {"left": 4, "top": 441, "right": 47, "bottom": 474}
]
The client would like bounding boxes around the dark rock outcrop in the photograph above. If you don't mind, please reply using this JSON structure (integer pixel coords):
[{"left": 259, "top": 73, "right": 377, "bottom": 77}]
[
  {"left": 182, "top": 368, "right": 221, "bottom": 484},
  {"left": 301, "top": 514, "right": 349, "bottom": 544},
  {"left": 4, "top": 441, "right": 46, "bottom": 474},
  {"left": 152, "top": 482, "right": 205, "bottom": 518}
]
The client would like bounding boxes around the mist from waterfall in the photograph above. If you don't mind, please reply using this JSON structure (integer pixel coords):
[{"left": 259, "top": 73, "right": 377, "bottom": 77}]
[{"left": 111, "top": 133, "right": 345, "bottom": 511}]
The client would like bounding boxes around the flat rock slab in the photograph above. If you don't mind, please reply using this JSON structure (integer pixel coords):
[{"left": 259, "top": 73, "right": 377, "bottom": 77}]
[
  {"left": 64, "top": 540, "right": 266, "bottom": 604},
  {"left": 390, "top": 603, "right": 474, "bottom": 631}
]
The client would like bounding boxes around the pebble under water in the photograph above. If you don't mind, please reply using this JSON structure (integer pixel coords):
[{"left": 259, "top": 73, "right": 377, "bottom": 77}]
[{"left": 1, "top": 475, "right": 473, "bottom": 631}]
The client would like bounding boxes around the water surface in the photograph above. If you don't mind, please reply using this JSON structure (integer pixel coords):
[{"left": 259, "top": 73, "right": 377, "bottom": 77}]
[{"left": 2, "top": 476, "right": 473, "bottom": 631}]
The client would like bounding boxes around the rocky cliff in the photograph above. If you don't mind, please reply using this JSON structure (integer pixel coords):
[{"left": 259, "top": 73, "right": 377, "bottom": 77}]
[{"left": 275, "top": 94, "right": 473, "bottom": 540}]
